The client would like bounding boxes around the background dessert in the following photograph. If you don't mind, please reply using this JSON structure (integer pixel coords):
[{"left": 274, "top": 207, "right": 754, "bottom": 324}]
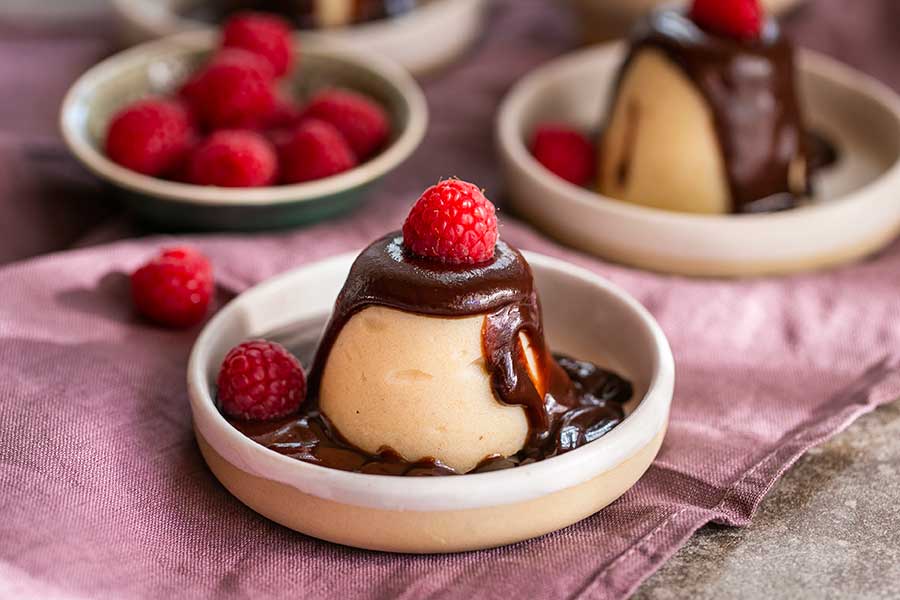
[{"left": 597, "top": 2, "right": 813, "bottom": 214}]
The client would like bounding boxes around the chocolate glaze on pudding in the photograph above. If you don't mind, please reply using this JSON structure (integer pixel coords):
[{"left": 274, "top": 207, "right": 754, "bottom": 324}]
[
  {"left": 225, "top": 233, "right": 632, "bottom": 476},
  {"left": 183, "top": 0, "right": 418, "bottom": 29},
  {"left": 609, "top": 10, "right": 837, "bottom": 213}
]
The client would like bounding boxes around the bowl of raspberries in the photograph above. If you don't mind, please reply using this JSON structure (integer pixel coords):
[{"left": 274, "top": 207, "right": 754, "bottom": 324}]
[{"left": 60, "top": 12, "right": 427, "bottom": 231}]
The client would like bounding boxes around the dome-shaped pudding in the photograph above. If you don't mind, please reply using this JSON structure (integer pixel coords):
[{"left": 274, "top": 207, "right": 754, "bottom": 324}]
[{"left": 598, "top": 6, "right": 816, "bottom": 214}]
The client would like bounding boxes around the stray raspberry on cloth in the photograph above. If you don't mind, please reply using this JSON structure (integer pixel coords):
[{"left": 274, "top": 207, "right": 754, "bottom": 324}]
[{"left": 130, "top": 246, "right": 214, "bottom": 328}]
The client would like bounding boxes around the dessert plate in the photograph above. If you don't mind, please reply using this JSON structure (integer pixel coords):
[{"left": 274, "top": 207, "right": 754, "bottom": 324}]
[
  {"left": 497, "top": 43, "right": 900, "bottom": 277},
  {"left": 111, "top": 0, "right": 488, "bottom": 76},
  {"left": 188, "top": 252, "right": 674, "bottom": 553}
]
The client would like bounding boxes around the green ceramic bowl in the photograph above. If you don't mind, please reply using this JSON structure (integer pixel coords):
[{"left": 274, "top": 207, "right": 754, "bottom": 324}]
[{"left": 59, "top": 31, "right": 428, "bottom": 231}]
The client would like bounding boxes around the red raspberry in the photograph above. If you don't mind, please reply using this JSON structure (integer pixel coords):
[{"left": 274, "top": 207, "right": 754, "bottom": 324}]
[
  {"left": 131, "top": 246, "right": 214, "bottom": 328},
  {"left": 690, "top": 0, "right": 762, "bottom": 41},
  {"left": 302, "top": 89, "right": 390, "bottom": 160},
  {"left": 257, "top": 97, "right": 303, "bottom": 132},
  {"left": 217, "top": 340, "right": 307, "bottom": 421},
  {"left": 530, "top": 123, "right": 595, "bottom": 186},
  {"left": 105, "top": 98, "right": 194, "bottom": 177},
  {"left": 402, "top": 179, "right": 498, "bottom": 265},
  {"left": 277, "top": 119, "right": 357, "bottom": 184},
  {"left": 186, "top": 130, "right": 277, "bottom": 187},
  {"left": 223, "top": 12, "right": 294, "bottom": 78},
  {"left": 180, "top": 49, "right": 275, "bottom": 129}
]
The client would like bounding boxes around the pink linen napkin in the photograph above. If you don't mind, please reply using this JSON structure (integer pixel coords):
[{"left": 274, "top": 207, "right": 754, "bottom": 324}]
[
  {"left": 3, "top": 221, "right": 900, "bottom": 600},
  {"left": 3, "top": 1, "right": 900, "bottom": 598}
]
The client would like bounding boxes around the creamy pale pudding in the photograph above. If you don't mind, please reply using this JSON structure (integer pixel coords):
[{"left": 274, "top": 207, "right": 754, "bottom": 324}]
[
  {"left": 184, "top": 0, "right": 419, "bottom": 29},
  {"left": 598, "top": 1, "right": 836, "bottom": 214},
  {"left": 220, "top": 180, "right": 632, "bottom": 476}
]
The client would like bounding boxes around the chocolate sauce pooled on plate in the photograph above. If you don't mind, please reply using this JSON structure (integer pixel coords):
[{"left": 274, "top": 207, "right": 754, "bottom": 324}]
[
  {"left": 225, "top": 233, "right": 632, "bottom": 476},
  {"left": 609, "top": 10, "right": 837, "bottom": 213},
  {"left": 230, "top": 353, "right": 630, "bottom": 476}
]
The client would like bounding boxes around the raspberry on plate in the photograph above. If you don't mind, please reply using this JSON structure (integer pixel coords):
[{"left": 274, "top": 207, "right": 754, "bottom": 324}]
[
  {"left": 186, "top": 130, "right": 277, "bottom": 187},
  {"left": 690, "top": 0, "right": 762, "bottom": 40},
  {"left": 530, "top": 123, "right": 595, "bottom": 186},
  {"left": 217, "top": 340, "right": 307, "bottom": 421},
  {"left": 180, "top": 49, "right": 275, "bottom": 129},
  {"left": 105, "top": 98, "right": 194, "bottom": 177},
  {"left": 302, "top": 88, "right": 390, "bottom": 160},
  {"left": 402, "top": 179, "right": 499, "bottom": 265},
  {"left": 223, "top": 11, "right": 294, "bottom": 78},
  {"left": 277, "top": 119, "right": 357, "bottom": 184},
  {"left": 131, "top": 246, "right": 214, "bottom": 328}
]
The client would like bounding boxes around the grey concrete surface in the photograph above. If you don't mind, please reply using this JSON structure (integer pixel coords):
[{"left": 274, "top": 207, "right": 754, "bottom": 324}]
[{"left": 635, "top": 401, "right": 900, "bottom": 599}]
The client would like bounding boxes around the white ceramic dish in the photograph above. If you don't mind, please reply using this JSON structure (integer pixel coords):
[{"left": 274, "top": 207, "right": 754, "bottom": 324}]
[
  {"left": 187, "top": 251, "right": 674, "bottom": 553},
  {"left": 569, "top": 0, "right": 805, "bottom": 43},
  {"left": 60, "top": 31, "right": 427, "bottom": 231},
  {"left": 111, "top": 0, "right": 488, "bottom": 76},
  {"left": 497, "top": 43, "right": 900, "bottom": 277}
]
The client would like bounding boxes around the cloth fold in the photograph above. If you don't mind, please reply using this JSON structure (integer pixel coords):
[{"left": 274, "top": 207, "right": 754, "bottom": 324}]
[
  {"left": 3, "top": 225, "right": 900, "bottom": 600},
  {"left": 2, "top": 0, "right": 900, "bottom": 598}
]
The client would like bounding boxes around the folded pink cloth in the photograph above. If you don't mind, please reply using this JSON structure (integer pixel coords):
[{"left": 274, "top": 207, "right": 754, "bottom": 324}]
[
  {"left": 4, "top": 220, "right": 900, "bottom": 600},
  {"left": 2, "top": 1, "right": 900, "bottom": 599}
]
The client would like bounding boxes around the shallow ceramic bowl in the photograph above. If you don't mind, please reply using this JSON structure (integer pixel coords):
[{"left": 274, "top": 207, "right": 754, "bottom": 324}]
[
  {"left": 497, "top": 43, "right": 900, "bottom": 277},
  {"left": 187, "top": 251, "right": 674, "bottom": 553},
  {"left": 60, "top": 31, "right": 427, "bottom": 231},
  {"left": 570, "top": 0, "right": 804, "bottom": 43},
  {"left": 111, "top": 0, "right": 488, "bottom": 76}
]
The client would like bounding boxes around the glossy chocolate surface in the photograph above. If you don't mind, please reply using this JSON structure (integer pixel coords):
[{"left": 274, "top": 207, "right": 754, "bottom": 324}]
[
  {"left": 610, "top": 10, "right": 837, "bottom": 213},
  {"left": 183, "top": 0, "right": 418, "bottom": 29},
  {"left": 225, "top": 233, "right": 632, "bottom": 476}
]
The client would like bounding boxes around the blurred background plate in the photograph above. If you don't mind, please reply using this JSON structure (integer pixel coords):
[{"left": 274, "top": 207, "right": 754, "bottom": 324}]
[
  {"left": 497, "top": 42, "right": 900, "bottom": 277},
  {"left": 112, "top": 0, "right": 489, "bottom": 76}
]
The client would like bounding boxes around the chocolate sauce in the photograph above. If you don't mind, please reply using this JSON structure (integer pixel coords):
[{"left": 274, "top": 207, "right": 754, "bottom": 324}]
[
  {"left": 224, "top": 233, "right": 633, "bottom": 476},
  {"left": 609, "top": 10, "right": 837, "bottom": 213},
  {"left": 229, "top": 353, "right": 630, "bottom": 476},
  {"left": 181, "top": 0, "right": 418, "bottom": 29}
]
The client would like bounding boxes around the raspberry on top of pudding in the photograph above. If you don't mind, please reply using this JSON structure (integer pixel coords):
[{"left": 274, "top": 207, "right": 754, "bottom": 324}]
[{"left": 219, "top": 179, "right": 632, "bottom": 476}]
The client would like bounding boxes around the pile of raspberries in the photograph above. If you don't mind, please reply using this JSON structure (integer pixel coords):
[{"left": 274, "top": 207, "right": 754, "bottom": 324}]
[{"left": 105, "top": 12, "right": 390, "bottom": 188}]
